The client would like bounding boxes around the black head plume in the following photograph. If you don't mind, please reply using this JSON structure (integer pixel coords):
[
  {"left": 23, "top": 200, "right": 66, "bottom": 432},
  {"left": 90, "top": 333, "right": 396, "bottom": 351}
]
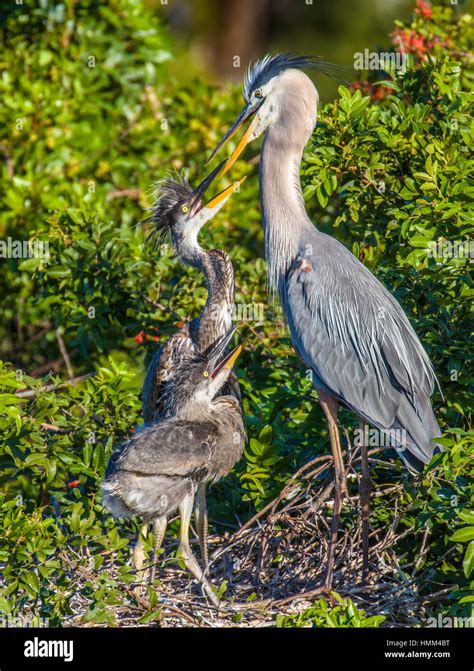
[
  {"left": 243, "top": 52, "right": 350, "bottom": 102},
  {"left": 145, "top": 173, "right": 193, "bottom": 248}
]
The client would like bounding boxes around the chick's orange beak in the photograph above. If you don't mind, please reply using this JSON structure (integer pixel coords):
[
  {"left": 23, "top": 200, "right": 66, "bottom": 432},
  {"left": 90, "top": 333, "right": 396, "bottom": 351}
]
[
  {"left": 210, "top": 344, "right": 243, "bottom": 379},
  {"left": 204, "top": 176, "right": 247, "bottom": 209}
]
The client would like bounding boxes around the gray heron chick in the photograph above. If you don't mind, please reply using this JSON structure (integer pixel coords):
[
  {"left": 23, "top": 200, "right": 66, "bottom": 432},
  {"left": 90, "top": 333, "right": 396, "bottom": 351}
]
[
  {"left": 103, "top": 330, "right": 245, "bottom": 605},
  {"left": 141, "top": 164, "right": 245, "bottom": 569},
  {"left": 142, "top": 162, "right": 245, "bottom": 424},
  {"left": 209, "top": 53, "right": 443, "bottom": 587}
]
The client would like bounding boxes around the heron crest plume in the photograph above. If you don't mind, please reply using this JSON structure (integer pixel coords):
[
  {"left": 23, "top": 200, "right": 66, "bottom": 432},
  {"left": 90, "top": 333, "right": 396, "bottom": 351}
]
[{"left": 243, "top": 52, "right": 348, "bottom": 101}]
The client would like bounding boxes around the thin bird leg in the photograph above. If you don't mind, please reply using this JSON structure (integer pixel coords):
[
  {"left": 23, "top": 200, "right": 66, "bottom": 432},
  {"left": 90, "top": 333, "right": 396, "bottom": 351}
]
[
  {"left": 133, "top": 521, "right": 149, "bottom": 579},
  {"left": 194, "top": 482, "right": 209, "bottom": 573},
  {"left": 318, "top": 390, "right": 347, "bottom": 590},
  {"left": 359, "top": 420, "right": 371, "bottom": 584},
  {"left": 149, "top": 516, "right": 167, "bottom": 584},
  {"left": 179, "top": 493, "right": 219, "bottom": 607}
]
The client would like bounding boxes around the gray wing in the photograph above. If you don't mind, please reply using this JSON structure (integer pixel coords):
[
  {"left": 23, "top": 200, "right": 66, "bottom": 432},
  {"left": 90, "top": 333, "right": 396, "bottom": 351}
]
[
  {"left": 141, "top": 324, "right": 195, "bottom": 423},
  {"left": 282, "top": 233, "right": 441, "bottom": 465},
  {"left": 112, "top": 419, "right": 217, "bottom": 477}
]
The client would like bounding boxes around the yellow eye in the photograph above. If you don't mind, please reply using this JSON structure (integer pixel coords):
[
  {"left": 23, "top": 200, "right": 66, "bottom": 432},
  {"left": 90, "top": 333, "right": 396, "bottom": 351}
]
[
  {"left": 181, "top": 205, "right": 189, "bottom": 213},
  {"left": 203, "top": 370, "right": 209, "bottom": 378},
  {"left": 254, "top": 89, "right": 263, "bottom": 99}
]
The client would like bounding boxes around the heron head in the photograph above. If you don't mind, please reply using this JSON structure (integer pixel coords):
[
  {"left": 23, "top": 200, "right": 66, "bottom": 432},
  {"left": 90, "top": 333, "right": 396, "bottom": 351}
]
[
  {"left": 148, "top": 162, "right": 245, "bottom": 249},
  {"left": 208, "top": 53, "right": 341, "bottom": 173},
  {"left": 162, "top": 328, "right": 242, "bottom": 414}
]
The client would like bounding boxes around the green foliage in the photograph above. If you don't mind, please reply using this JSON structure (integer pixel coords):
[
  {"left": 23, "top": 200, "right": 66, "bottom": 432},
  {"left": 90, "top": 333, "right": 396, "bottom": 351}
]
[
  {"left": 407, "top": 434, "right": 474, "bottom": 616},
  {"left": 0, "top": 0, "right": 472, "bottom": 626},
  {"left": 276, "top": 593, "right": 386, "bottom": 628}
]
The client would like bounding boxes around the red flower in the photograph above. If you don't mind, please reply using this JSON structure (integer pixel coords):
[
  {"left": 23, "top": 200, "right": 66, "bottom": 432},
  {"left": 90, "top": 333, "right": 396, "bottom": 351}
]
[
  {"left": 67, "top": 479, "right": 80, "bottom": 489},
  {"left": 391, "top": 29, "right": 428, "bottom": 59},
  {"left": 415, "top": 0, "right": 432, "bottom": 19},
  {"left": 133, "top": 330, "right": 160, "bottom": 343}
]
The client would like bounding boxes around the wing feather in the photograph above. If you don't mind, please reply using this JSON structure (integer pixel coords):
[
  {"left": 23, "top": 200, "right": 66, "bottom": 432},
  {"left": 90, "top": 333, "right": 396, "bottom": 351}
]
[
  {"left": 282, "top": 233, "right": 439, "bottom": 450},
  {"left": 112, "top": 420, "right": 217, "bottom": 478},
  {"left": 141, "top": 325, "right": 195, "bottom": 423}
]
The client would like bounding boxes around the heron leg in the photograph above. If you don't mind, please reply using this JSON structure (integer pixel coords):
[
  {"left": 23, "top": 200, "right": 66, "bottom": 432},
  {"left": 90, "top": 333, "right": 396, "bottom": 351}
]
[
  {"left": 179, "top": 492, "right": 219, "bottom": 607},
  {"left": 149, "top": 516, "right": 167, "bottom": 584},
  {"left": 319, "top": 390, "right": 347, "bottom": 590},
  {"left": 133, "top": 521, "right": 149, "bottom": 579},
  {"left": 194, "top": 482, "right": 209, "bottom": 573},
  {"left": 359, "top": 420, "right": 371, "bottom": 584}
]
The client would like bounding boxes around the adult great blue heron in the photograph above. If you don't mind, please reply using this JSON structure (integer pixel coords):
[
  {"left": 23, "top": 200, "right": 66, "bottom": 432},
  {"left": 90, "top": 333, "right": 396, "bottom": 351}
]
[
  {"left": 103, "top": 330, "right": 245, "bottom": 605},
  {"left": 210, "top": 54, "right": 442, "bottom": 588}
]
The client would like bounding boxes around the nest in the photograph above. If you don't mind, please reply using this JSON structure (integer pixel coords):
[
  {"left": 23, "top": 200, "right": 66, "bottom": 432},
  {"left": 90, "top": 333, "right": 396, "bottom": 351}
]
[{"left": 61, "top": 443, "right": 448, "bottom": 628}]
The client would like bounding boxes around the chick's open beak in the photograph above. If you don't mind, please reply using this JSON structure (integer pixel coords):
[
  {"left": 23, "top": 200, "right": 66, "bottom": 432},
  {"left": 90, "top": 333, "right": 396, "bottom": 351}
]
[
  {"left": 210, "top": 344, "right": 243, "bottom": 379},
  {"left": 189, "top": 160, "right": 226, "bottom": 217},
  {"left": 204, "top": 176, "right": 246, "bottom": 210}
]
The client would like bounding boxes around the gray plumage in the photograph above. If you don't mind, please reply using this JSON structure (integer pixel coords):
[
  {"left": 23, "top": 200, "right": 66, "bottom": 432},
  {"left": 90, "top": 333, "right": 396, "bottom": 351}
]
[
  {"left": 262, "top": 60, "right": 442, "bottom": 470},
  {"left": 142, "top": 169, "right": 241, "bottom": 423},
  {"left": 102, "top": 333, "right": 245, "bottom": 602},
  {"left": 282, "top": 232, "right": 441, "bottom": 470},
  {"left": 216, "top": 53, "right": 443, "bottom": 471},
  {"left": 103, "top": 399, "right": 244, "bottom": 521}
]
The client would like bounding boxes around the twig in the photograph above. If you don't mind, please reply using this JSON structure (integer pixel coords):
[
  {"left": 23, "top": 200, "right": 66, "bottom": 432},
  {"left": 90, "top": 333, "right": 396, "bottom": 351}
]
[
  {"left": 56, "top": 328, "right": 75, "bottom": 379},
  {"left": 15, "top": 372, "right": 95, "bottom": 398},
  {"left": 59, "top": 552, "right": 201, "bottom": 627}
]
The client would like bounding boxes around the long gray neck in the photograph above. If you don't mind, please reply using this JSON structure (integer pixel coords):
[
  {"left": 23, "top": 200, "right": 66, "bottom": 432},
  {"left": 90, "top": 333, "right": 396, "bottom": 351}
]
[
  {"left": 260, "top": 122, "right": 314, "bottom": 297},
  {"left": 176, "top": 239, "right": 233, "bottom": 349}
]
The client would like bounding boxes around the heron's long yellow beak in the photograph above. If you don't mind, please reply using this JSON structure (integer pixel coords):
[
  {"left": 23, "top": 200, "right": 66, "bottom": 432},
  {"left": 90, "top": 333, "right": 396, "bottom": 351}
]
[
  {"left": 208, "top": 100, "right": 263, "bottom": 173},
  {"left": 219, "top": 116, "right": 260, "bottom": 176},
  {"left": 204, "top": 176, "right": 247, "bottom": 209}
]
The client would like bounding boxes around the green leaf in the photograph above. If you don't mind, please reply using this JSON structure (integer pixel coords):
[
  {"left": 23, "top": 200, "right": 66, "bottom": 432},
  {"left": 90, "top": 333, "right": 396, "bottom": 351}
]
[
  {"left": 451, "top": 527, "right": 474, "bottom": 543},
  {"left": 463, "top": 541, "right": 474, "bottom": 578}
]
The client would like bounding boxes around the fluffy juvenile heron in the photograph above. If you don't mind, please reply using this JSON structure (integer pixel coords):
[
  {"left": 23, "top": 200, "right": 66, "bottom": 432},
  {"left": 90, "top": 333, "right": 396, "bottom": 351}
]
[
  {"left": 103, "top": 330, "right": 245, "bottom": 605},
  {"left": 143, "top": 162, "right": 245, "bottom": 423},
  {"left": 142, "top": 164, "right": 245, "bottom": 567},
  {"left": 209, "top": 53, "right": 443, "bottom": 587}
]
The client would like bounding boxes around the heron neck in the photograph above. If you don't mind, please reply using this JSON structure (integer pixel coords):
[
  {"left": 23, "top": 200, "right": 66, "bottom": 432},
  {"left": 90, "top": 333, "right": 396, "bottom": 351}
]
[
  {"left": 260, "top": 125, "right": 314, "bottom": 296},
  {"left": 197, "top": 250, "right": 234, "bottom": 348},
  {"left": 177, "top": 240, "right": 234, "bottom": 348}
]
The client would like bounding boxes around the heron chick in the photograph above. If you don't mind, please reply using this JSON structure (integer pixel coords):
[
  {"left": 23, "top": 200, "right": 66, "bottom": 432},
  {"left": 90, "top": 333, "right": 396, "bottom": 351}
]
[
  {"left": 102, "top": 329, "right": 245, "bottom": 605},
  {"left": 141, "top": 164, "right": 246, "bottom": 570},
  {"left": 143, "top": 161, "right": 245, "bottom": 424}
]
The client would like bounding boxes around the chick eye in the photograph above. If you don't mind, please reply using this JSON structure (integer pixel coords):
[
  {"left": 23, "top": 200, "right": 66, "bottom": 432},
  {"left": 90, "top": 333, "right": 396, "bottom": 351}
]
[
  {"left": 203, "top": 370, "right": 209, "bottom": 378},
  {"left": 181, "top": 205, "right": 189, "bottom": 213},
  {"left": 254, "top": 89, "right": 263, "bottom": 99}
]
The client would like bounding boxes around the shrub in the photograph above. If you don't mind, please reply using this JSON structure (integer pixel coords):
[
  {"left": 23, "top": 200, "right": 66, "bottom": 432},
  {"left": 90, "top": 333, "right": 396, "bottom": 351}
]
[{"left": 0, "top": 1, "right": 472, "bottom": 626}]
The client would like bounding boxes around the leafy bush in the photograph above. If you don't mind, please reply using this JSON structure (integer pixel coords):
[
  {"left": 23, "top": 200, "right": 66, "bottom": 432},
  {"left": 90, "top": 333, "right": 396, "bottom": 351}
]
[
  {"left": 0, "top": 0, "right": 472, "bottom": 626},
  {"left": 276, "top": 593, "right": 386, "bottom": 628}
]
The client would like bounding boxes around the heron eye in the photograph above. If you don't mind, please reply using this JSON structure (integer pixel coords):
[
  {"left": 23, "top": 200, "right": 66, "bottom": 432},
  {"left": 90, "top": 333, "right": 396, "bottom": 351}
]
[
  {"left": 181, "top": 205, "right": 189, "bottom": 214},
  {"left": 254, "top": 89, "right": 263, "bottom": 99},
  {"left": 203, "top": 370, "right": 209, "bottom": 378}
]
